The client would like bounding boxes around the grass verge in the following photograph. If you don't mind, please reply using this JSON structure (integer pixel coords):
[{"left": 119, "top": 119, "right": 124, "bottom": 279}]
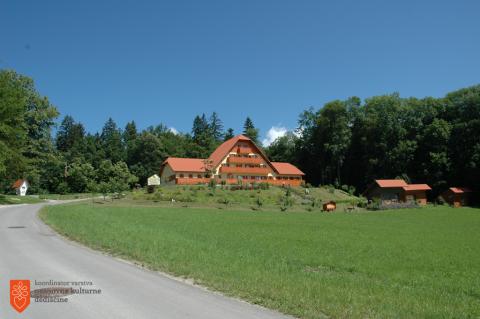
[
  {"left": 0, "top": 194, "right": 44, "bottom": 205},
  {"left": 40, "top": 204, "right": 480, "bottom": 318}
]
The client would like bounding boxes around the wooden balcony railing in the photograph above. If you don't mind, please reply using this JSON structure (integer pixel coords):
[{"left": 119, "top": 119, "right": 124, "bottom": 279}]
[
  {"left": 220, "top": 166, "right": 271, "bottom": 174},
  {"left": 236, "top": 147, "right": 254, "bottom": 154},
  {"left": 227, "top": 156, "right": 264, "bottom": 165},
  {"left": 175, "top": 178, "right": 211, "bottom": 185}
]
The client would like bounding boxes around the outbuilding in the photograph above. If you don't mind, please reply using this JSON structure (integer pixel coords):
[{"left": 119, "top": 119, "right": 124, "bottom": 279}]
[
  {"left": 441, "top": 187, "right": 473, "bottom": 208},
  {"left": 364, "top": 179, "right": 431, "bottom": 206},
  {"left": 12, "top": 179, "right": 29, "bottom": 196}
]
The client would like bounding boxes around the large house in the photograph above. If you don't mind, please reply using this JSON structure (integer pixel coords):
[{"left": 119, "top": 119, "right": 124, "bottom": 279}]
[
  {"left": 364, "top": 179, "right": 431, "bottom": 206},
  {"left": 160, "top": 135, "right": 305, "bottom": 186}
]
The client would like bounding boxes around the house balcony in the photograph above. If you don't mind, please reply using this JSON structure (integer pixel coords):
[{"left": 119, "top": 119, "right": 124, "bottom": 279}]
[
  {"left": 235, "top": 146, "right": 254, "bottom": 154},
  {"left": 175, "top": 178, "right": 211, "bottom": 185},
  {"left": 219, "top": 166, "right": 270, "bottom": 175},
  {"left": 227, "top": 156, "right": 264, "bottom": 165}
]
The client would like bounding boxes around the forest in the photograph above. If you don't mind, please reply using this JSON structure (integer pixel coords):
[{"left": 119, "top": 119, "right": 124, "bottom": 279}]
[{"left": 1, "top": 69, "right": 479, "bottom": 196}]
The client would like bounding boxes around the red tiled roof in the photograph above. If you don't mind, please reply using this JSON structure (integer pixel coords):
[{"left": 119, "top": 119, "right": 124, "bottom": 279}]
[
  {"left": 402, "top": 184, "right": 431, "bottom": 191},
  {"left": 208, "top": 135, "right": 273, "bottom": 170},
  {"left": 209, "top": 135, "right": 250, "bottom": 167},
  {"left": 375, "top": 179, "right": 408, "bottom": 188},
  {"left": 12, "top": 179, "right": 26, "bottom": 189},
  {"left": 162, "top": 158, "right": 206, "bottom": 172},
  {"left": 271, "top": 162, "right": 305, "bottom": 175},
  {"left": 449, "top": 187, "right": 472, "bottom": 194}
]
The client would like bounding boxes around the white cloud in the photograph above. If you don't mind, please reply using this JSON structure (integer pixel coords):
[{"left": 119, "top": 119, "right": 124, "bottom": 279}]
[
  {"left": 169, "top": 127, "right": 179, "bottom": 135},
  {"left": 262, "top": 126, "right": 288, "bottom": 146}
]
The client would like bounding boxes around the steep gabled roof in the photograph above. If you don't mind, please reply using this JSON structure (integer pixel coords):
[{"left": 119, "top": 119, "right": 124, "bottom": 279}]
[
  {"left": 271, "top": 162, "right": 305, "bottom": 175},
  {"left": 375, "top": 179, "right": 408, "bottom": 188},
  {"left": 162, "top": 158, "right": 206, "bottom": 173},
  {"left": 402, "top": 184, "right": 431, "bottom": 191},
  {"left": 12, "top": 179, "right": 27, "bottom": 189},
  {"left": 448, "top": 187, "right": 473, "bottom": 194},
  {"left": 208, "top": 135, "right": 273, "bottom": 170}
]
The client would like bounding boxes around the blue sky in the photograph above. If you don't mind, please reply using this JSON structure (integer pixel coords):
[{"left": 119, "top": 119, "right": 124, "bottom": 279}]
[{"left": 2, "top": 0, "right": 479, "bottom": 145}]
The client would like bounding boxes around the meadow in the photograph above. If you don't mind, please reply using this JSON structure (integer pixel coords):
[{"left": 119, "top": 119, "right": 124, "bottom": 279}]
[{"left": 41, "top": 202, "right": 480, "bottom": 318}]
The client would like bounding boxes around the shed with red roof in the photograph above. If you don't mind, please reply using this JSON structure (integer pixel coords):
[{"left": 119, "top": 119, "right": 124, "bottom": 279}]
[
  {"left": 441, "top": 187, "right": 473, "bottom": 208},
  {"left": 364, "top": 179, "right": 431, "bottom": 206}
]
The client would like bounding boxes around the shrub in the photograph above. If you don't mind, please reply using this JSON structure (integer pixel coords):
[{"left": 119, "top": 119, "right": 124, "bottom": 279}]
[
  {"left": 208, "top": 179, "right": 216, "bottom": 189},
  {"left": 259, "top": 182, "right": 270, "bottom": 190},
  {"left": 256, "top": 197, "right": 263, "bottom": 208}
]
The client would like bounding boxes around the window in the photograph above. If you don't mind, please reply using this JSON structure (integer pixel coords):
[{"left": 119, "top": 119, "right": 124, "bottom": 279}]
[
  {"left": 179, "top": 174, "right": 184, "bottom": 178},
  {"left": 189, "top": 174, "right": 193, "bottom": 178}
]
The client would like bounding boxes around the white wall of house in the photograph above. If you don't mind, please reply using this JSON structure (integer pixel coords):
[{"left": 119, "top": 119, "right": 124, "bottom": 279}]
[{"left": 16, "top": 181, "right": 28, "bottom": 196}]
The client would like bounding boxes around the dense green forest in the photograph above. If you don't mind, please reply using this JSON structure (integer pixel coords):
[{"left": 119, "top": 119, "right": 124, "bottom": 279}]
[{"left": 1, "top": 69, "right": 479, "bottom": 196}]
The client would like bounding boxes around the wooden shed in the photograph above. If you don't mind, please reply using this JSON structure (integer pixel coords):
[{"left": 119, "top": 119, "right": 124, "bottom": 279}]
[
  {"left": 363, "top": 179, "right": 431, "bottom": 206},
  {"left": 441, "top": 187, "right": 473, "bottom": 208},
  {"left": 401, "top": 184, "right": 431, "bottom": 205}
]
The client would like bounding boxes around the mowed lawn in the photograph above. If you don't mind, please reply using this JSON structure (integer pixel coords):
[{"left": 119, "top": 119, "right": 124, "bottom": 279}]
[{"left": 41, "top": 204, "right": 480, "bottom": 318}]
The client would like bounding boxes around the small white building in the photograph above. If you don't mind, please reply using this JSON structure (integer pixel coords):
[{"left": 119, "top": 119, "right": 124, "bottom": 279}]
[
  {"left": 12, "top": 179, "right": 29, "bottom": 196},
  {"left": 147, "top": 174, "right": 161, "bottom": 186}
]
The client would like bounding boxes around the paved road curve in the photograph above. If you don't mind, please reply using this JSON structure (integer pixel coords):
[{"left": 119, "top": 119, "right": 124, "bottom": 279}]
[{"left": 0, "top": 203, "right": 293, "bottom": 319}]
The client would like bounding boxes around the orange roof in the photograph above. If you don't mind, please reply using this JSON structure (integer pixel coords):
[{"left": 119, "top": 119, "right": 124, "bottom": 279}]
[
  {"left": 162, "top": 158, "right": 206, "bottom": 172},
  {"left": 449, "top": 187, "right": 472, "bottom": 194},
  {"left": 11, "top": 179, "right": 26, "bottom": 189},
  {"left": 271, "top": 162, "right": 305, "bottom": 175},
  {"left": 402, "top": 184, "right": 431, "bottom": 191},
  {"left": 209, "top": 135, "right": 251, "bottom": 168},
  {"left": 375, "top": 179, "right": 408, "bottom": 188}
]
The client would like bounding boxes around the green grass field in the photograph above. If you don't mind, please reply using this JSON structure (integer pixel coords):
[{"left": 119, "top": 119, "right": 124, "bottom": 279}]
[
  {"left": 0, "top": 194, "right": 44, "bottom": 205},
  {"left": 41, "top": 203, "right": 480, "bottom": 318}
]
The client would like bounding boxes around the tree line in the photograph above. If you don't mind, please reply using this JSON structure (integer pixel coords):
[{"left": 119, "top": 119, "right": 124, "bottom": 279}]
[
  {"left": 267, "top": 90, "right": 480, "bottom": 196},
  {"left": 1, "top": 69, "right": 479, "bottom": 196},
  {"left": 0, "top": 69, "right": 263, "bottom": 194}
]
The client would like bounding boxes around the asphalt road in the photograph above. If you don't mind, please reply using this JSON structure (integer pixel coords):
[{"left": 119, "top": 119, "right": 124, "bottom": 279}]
[{"left": 0, "top": 203, "right": 293, "bottom": 319}]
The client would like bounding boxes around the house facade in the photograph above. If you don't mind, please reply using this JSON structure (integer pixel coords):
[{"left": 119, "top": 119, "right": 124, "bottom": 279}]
[
  {"left": 160, "top": 135, "right": 305, "bottom": 186},
  {"left": 12, "top": 179, "right": 29, "bottom": 196},
  {"left": 364, "top": 179, "right": 431, "bottom": 206}
]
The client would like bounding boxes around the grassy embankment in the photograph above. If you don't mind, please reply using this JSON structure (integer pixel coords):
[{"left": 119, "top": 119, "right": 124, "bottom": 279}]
[
  {"left": 125, "top": 185, "right": 361, "bottom": 212},
  {"left": 38, "top": 193, "right": 98, "bottom": 200},
  {"left": 41, "top": 201, "right": 480, "bottom": 319},
  {"left": 0, "top": 194, "right": 44, "bottom": 205}
]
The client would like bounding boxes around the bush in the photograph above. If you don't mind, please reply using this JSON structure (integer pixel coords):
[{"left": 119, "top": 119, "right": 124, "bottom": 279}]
[
  {"left": 208, "top": 179, "right": 216, "bottom": 189},
  {"left": 259, "top": 182, "right": 270, "bottom": 190},
  {"left": 256, "top": 196, "right": 263, "bottom": 208}
]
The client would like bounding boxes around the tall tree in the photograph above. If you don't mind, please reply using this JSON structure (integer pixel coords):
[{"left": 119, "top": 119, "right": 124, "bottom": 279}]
[
  {"left": 209, "top": 112, "right": 224, "bottom": 141},
  {"left": 128, "top": 132, "right": 168, "bottom": 185},
  {"left": 265, "top": 132, "right": 298, "bottom": 163},
  {"left": 101, "top": 118, "right": 124, "bottom": 163},
  {"left": 0, "top": 70, "right": 58, "bottom": 192},
  {"left": 224, "top": 128, "right": 235, "bottom": 141},
  {"left": 243, "top": 117, "right": 259, "bottom": 143},
  {"left": 191, "top": 114, "right": 215, "bottom": 157},
  {"left": 56, "top": 115, "right": 86, "bottom": 158},
  {"left": 123, "top": 121, "right": 138, "bottom": 166}
]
